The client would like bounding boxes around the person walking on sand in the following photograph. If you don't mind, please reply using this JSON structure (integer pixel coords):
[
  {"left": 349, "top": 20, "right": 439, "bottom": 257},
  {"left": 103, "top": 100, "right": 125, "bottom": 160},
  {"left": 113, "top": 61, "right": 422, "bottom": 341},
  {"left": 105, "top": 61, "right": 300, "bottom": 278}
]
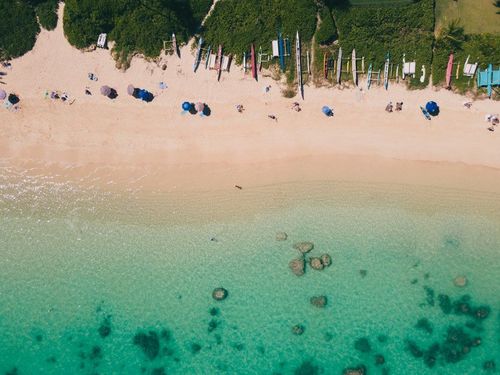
[{"left": 268, "top": 114, "right": 277, "bottom": 122}]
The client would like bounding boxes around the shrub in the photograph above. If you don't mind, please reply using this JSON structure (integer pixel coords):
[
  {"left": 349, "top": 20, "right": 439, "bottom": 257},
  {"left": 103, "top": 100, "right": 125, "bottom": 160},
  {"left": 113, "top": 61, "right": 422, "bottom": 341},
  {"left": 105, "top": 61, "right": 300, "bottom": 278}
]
[
  {"left": 316, "top": 7, "right": 337, "bottom": 45},
  {"left": 0, "top": 1, "right": 39, "bottom": 59},
  {"left": 36, "top": 0, "right": 58, "bottom": 30}
]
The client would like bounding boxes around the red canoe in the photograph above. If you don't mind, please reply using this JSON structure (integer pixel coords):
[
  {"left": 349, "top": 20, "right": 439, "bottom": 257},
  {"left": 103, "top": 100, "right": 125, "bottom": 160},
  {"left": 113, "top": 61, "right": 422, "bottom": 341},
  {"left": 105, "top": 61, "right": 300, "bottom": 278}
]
[
  {"left": 446, "top": 53, "right": 454, "bottom": 88},
  {"left": 251, "top": 44, "right": 257, "bottom": 81}
]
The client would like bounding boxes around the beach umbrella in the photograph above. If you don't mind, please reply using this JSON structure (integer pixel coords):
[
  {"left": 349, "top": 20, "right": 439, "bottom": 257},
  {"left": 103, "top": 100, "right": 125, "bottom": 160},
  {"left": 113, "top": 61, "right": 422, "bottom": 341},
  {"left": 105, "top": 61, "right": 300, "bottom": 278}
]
[
  {"left": 0, "top": 89, "right": 6, "bottom": 100},
  {"left": 322, "top": 105, "right": 333, "bottom": 117},
  {"left": 195, "top": 102, "right": 205, "bottom": 113},
  {"left": 100, "top": 85, "right": 112, "bottom": 97},
  {"left": 425, "top": 101, "right": 439, "bottom": 116},
  {"left": 182, "top": 101, "right": 191, "bottom": 111},
  {"left": 127, "top": 84, "right": 135, "bottom": 96}
]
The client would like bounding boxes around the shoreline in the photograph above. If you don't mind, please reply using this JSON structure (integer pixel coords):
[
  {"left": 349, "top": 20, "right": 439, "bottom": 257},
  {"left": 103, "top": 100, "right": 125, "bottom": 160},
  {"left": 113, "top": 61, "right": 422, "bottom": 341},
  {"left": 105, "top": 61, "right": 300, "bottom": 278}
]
[{"left": 1, "top": 5, "right": 499, "bottom": 195}]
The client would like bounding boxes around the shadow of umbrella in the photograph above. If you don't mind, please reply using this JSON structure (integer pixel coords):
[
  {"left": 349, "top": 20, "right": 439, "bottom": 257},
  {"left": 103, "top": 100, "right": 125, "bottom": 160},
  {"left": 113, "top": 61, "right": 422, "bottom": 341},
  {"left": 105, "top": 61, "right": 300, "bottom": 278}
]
[
  {"left": 202, "top": 104, "right": 211, "bottom": 117},
  {"left": 8, "top": 93, "right": 19, "bottom": 104}
]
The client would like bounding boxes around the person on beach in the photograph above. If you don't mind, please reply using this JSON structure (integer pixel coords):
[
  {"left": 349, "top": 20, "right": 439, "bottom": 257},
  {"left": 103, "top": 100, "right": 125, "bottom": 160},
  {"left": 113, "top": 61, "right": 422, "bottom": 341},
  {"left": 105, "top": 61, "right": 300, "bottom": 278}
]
[
  {"left": 236, "top": 104, "right": 244, "bottom": 113},
  {"left": 85, "top": 88, "right": 92, "bottom": 95},
  {"left": 268, "top": 114, "right": 277, "bottom": 122},
  {"left": 385, "top": 102, "right": 393, "bottom": 113},
  {"left": 463, "top": 101, "right": 472, "bottom": 109},
  {"left": 395, "top": 102, "right": 403, "bottom": 111},
  {"left": 292, "top": 102, "right": 301, "bottom": 112}
]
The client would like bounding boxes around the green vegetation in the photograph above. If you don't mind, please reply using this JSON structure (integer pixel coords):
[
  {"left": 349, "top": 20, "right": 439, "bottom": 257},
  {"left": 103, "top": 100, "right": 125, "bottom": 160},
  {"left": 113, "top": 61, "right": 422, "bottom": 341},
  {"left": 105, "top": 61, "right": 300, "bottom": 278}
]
[
  {"left": 435, "top": 0, "right": 500, "bottom": 35},
  {"left": 349, "top": 0, "right": 412, "bottom": 5},
  {"left": 326, "top": 0, "right": 434, "bottom": 87},
  {"left": 316, "top": 6, "right": 337, "bottom": 46},
  {"left": 433, "top": 20, "right": 500, "bottom": 94},
  {"left": 63, "top": 0, "right": 213, "bottom": 62},
  {"left": 202, "top": 0, "right": 318, "bottom": 64},
  {"left": 0, "top": 1, "right": 38, "bottom": 59},
  {"left": 34, "top": 0, "right": 59, "bottom": 30}
]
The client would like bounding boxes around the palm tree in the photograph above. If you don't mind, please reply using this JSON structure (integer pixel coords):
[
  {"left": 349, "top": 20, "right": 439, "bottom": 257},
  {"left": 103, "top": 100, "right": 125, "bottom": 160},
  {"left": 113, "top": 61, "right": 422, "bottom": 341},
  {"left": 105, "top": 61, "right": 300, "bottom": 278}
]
[{"left": 439, "top": 20, "right": 465, "bottom": 50}]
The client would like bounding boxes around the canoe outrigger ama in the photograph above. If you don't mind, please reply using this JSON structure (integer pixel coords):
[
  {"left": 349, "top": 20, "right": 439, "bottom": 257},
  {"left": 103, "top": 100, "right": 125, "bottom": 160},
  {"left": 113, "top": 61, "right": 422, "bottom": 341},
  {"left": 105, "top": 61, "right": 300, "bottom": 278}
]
[{"left": 193, "top": 37, "right": 203, "bottom": 72}]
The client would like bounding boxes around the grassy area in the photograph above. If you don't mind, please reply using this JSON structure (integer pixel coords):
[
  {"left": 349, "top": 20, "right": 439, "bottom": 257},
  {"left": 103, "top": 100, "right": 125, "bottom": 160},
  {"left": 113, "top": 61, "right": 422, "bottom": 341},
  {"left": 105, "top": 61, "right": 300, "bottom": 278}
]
[
  {"left": 435, "top": 0, "right": 500, "bottom": 35},
  {"left": 350, "top": 0, "right": 412, "bottom": 5}
]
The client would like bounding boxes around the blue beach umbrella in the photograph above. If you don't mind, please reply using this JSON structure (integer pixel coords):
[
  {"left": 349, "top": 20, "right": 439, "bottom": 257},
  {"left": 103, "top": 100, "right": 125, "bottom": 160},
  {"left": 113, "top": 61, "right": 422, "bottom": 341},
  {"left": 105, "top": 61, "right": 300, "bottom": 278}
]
[
  {"left": 182, "top": 101, "right": 191, "bottom": 111},
  {"left": 425, "top": 101, "right": 439, "bottom": 116},
  {"left": 322, "top": 106, "right": 333, "bottom": 117}
]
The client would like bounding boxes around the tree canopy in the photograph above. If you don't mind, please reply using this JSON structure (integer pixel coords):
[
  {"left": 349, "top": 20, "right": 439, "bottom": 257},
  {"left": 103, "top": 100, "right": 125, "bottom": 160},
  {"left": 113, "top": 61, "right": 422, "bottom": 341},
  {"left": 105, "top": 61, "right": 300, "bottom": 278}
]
[
  {"left": 0, "top": 0, "right": 57, "bottom": 59},
  {"left": 63, "top": 0, "right": 213, "bottom": 57}
]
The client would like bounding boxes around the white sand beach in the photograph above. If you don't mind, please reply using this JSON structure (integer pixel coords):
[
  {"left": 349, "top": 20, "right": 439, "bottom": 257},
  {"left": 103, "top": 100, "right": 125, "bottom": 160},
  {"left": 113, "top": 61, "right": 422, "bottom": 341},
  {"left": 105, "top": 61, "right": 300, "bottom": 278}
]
[{"left": 1, "top": 5, "right": 499, "bottom": 193}]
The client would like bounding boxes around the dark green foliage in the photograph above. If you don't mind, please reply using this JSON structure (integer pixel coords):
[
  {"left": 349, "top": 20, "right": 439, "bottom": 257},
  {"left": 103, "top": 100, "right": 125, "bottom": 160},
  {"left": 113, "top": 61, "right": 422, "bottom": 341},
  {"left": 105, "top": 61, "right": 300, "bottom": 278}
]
[
  {"left": 433, "top": 25, "right": 500, "bottom": 94},
  {"left": 63, "top": 0, "right": 212, "bottom": 58},
  {"left": 202, "top": 0, "right": 318, "bottom": 64},
  {"left": 330, "top": 0, "right": 434, "bottom": 87},
  {"left": 0, "top": 0, "right": 40, "bottom": 59},
  {"left": 316, "top": 7, "right": 338, "bottom": 45},
  {"left": 35, "top": 0, "right": 58, "bottom": 30}
]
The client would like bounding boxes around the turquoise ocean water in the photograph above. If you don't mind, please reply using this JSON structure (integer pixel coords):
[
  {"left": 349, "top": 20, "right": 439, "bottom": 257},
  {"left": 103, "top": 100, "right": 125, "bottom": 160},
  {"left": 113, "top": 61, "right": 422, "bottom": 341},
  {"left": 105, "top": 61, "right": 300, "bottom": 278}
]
[{"left": 0, "top": 168, "right": 499, "bottom": 374}]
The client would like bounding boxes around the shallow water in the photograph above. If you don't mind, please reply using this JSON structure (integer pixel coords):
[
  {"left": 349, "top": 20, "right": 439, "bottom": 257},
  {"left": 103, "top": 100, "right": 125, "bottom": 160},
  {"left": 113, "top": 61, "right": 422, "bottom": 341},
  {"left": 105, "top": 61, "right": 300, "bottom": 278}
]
[{"left": 0, "top": 168, "right": 499, "bottom": 374}]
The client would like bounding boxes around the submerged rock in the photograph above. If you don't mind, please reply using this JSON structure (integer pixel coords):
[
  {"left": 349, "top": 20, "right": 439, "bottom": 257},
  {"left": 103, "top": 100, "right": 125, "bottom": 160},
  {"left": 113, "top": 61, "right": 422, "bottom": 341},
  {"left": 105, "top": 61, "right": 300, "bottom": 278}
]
[
  {"left": 359, "top": 269, "right": 367, "bottom": 278},
  {"left": 342, "top": 365, "right": 367, "bottom": 375},
  {"left": 483, "top": 360, "right": 496, "bottom": 371},
  {"left": 424, "top": 286, "right": 435, "bottom": 306},
  {"left": 473, "top": 306, "right": 490, "bottom": 320},
  {"left": 289, "top": 258, "right": 305, "bottom": 276},
  {"left": 212, "top": 287, "right": 228, "bottom": 301},
  {"left": 133, "top": 331, "right": 160, "bottom": 360},
  {"left": 98, "top": 316, "right": 112, "bottom": 338},
  {"left": 208, "top": 319, "right": 218, "bottom": 333},
  {"left": 438, "top": 294, "right": 452, "bottom": 314},
  {"left": 293, "top": 242, "right": 314, "bottom": 253},
  {"left": 415, "top": 318, "right": 433, "bottom": 334},
  {"left": 294, "top": 360, "right": 320, "bottom": 375},
  {"left": 190, "top": 343, "right": 202, "bottom": 354},
  {"left": 292, "top": 324, "right": 305, "bottom": 336},
  {"left": 320, "top": 254, "right": 332, "bottom": 267},
  {"left": 310, "top": 295, "right": 327, "bottom": 308},
  {"left": 406, "top": 340, "right": 423, "bottom": 358},
  {"left": 374, "top": 354, "right": 385, "bottom": 365},
  {"left": 453, "top": 275, "right": 468, "bottom": 287},
  {"left": 354, "top": 337, "right": 371, "bottom": 353},
  {"left": 423, "top": 343, "right": 439, "bottom": 368},
  {"left": 209, "top": 307, "right": 220, "bottom": 316},
  {"left": 151, "top": 368, "right": 166, "bottom": 375},
  {"left": 309, "top": 257, "right": 324, "bottom": 270},
  {"left": 276, "top": 232, "right": 288, "bottom": 241}
]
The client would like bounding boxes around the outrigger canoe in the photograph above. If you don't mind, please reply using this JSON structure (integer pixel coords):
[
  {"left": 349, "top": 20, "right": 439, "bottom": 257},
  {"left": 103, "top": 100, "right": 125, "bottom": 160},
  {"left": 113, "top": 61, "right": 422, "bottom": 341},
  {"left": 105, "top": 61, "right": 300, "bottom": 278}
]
[
  {"left": 336, "top": 47, "right": 342, "bottom": 84},
  {"left": 352, "top": 49, "right": 357, "bottom": 86},
  {"left": 216, "top": 45, "right": 223, "bottom": 81},
  {"left": 172, "top": 33, "right": 178, "bottom": 57},
  {"left": 367, "top": 63, "right": 372, "bottom": 90},
  {"left": 446, "top": 53, "right": 454, "bottom": 89},
  {"left": 193, "top": 37, "right": 203, "bottom": 72},
  {"left": 383, "top": 54, "right": 390, "bottom": 90},
  {"left": 205, "top": 45, "right": 211, "bottom": 69},
  {"left": 251, "top": 43, "right": 257, "bottom": 81},
  {"left": 296, "top": 31, "right": 303, "bottom": 99}
]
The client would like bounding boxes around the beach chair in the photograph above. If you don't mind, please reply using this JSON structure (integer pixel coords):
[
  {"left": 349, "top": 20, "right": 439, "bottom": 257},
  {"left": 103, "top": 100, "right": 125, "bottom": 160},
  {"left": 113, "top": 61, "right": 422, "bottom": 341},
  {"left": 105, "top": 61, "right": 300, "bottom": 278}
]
[
  {"left": 403, "top": 62, "right": 416, "bottom": 79},
  {"left": 463, "top": 56, "right": 478, "bottom": 77},
  {"left": 221, "top": 56, "right": 231, "bottom": 72},
  {"left": 208, "top": 54, "right": 217, "bottom": 70},
  {"left": 97, "top": 33, "right": 107, "bottom": 48}
]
